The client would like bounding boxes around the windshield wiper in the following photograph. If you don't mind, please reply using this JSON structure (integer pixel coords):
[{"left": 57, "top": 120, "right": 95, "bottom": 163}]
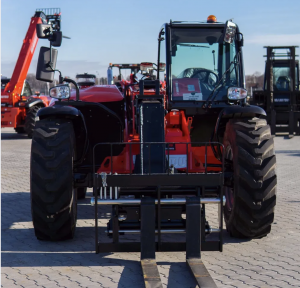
[
  {"left": 203, "top": 51, "right": 240, "bottom": 109},
  {"left": 178, "top": 44, "right": 209, "bottom": 48}
]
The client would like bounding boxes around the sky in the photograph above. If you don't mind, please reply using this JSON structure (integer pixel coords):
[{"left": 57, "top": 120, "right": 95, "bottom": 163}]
[{"left": 1, "top": 0, "right": 300, "bottom": 80}]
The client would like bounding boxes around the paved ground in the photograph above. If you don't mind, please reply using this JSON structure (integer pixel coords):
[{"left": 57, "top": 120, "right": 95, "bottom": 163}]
[{"left": 1, "top": 127, "right": 300, "bottom": 288}]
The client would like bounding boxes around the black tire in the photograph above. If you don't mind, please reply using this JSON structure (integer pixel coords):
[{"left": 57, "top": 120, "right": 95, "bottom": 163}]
[
  {"left": 223, "top": 117, "right": 276, "bottom": 238},
  {"left": 77, "top": 187, "right": 87, "bottom": 200},
  {"left": 14, "top": 127, "right": 25, "bottom": 134},
  {"left": 30, "top": 118, "right": 77, "bottom": 241},
  {"left": 25, "top": 105, "right": 41, "bottom": 139}
]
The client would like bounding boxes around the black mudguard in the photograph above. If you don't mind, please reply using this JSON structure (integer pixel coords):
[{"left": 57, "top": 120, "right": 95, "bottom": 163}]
[
  {"left": 221, "top": 105, "right": 267, "bottom": 118},
  {"left": 25, "top": 97, "right": 44, "bottom": 108},
  {"left": 37, "top": 105, "right": 81, "bottom": 119},
  {"left": 215, "top": 105, "right": 267, "bottom": 138},
  {"left": 212, "top": 105, "right": 267, "bottom": 160},
  {"left": 37, "top": 105, "right": 88, "bottom": 165}
]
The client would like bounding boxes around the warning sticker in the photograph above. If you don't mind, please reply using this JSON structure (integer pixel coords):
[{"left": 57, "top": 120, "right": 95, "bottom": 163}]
[
  {"left": 183, "top": 93, "right": 203, "bottom": 101},
  {"left": 172, "top": 78, "right": 202, "bottom": 100}
]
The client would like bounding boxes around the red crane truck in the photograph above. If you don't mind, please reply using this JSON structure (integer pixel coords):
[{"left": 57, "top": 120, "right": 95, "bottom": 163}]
[{"left": 1, "top": 8, "right": 61, "bottom": 138}]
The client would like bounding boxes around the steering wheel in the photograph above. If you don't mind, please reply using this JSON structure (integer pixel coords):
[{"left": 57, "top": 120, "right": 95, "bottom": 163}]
[{"left": 190, "top": 69, "right": 219, "bottom": 87}]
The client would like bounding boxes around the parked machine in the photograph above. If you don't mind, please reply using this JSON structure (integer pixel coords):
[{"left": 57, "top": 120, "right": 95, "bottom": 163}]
[
  {"left": 107, "top": 63, "right": 140, "bottom": 84},
  {"left": 76, "top": 73, "right": 96, "bottom": 88},
  {"left": 1, "top": 8, "right": 62, "bottom": 138},
  {"left": 30, "top": 15, "right": 277, "bottom": 287},
  {"left": 250, "top": 46, "right": 300, "bottom": 137}
]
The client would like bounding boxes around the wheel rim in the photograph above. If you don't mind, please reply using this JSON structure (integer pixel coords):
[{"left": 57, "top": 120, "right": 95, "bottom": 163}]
[{"left": 224, "top": 145, "right": 234, "bottom": 212}]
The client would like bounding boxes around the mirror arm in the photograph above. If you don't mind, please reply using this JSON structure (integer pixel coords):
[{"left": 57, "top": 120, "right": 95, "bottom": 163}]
[
  {"left": 49, "top": 43, "right": 53, "bottom": 64},
  {"left": 46, "top": 43, "right": 58, "bottom": 74},
  {"left": 45, "top": 43, "right": 63, "bottom": 85},
  {"left": 157, "top": 29, "right": 165, "bottom": 80},
  {"left": 63, "top": 78, "right": 80, "bottom": 101},
  {"left": 238, "top": 32, "right": 244, "bottom": 47}
]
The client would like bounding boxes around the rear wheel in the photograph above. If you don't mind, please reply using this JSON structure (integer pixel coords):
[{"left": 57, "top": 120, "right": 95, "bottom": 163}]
[
  {"left": 223, "top": 117, "right": 276, "bottom": 238},
  {"left": 31, "top": 118, "right": 77, "bottom": 241},
  {"left": 25, "top": 105, "right": 41, "bottom": 138}
]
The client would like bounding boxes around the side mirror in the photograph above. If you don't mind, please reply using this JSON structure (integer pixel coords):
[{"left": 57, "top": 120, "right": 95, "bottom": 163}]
[
  {"left": 49, "top": 84, "right": 70, "bottom": 100},
  {"left": 36, "top": 24, "right": 53, "bottom": 38},
  {"left": 50, "top": 31, "right": 62, "bottom": 47},
  {"left": 222, "top": 20, "right": 237, "bottom": 44},
  {"left": 36, "top": 47, "right": 58, "bottom": 82},
  {"left": 36, "top": 24, "right": 62, "bottom": 47}
]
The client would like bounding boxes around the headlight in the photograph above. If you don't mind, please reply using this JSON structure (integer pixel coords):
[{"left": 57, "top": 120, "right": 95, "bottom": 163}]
[
  {"left": 227, "top": 87, "right": 247, "bottom": 100},
  {"left": 49, "top": 84, "right": 70, "bottom": 100}
]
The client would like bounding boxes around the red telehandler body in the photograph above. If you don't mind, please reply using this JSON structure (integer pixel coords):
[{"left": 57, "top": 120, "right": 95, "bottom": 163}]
[
  {"left": 1, "top": 8, "right": 61, "bottom": 137},
  {"left": 30, "top": 15, "right": 277, "bottom": 287}
]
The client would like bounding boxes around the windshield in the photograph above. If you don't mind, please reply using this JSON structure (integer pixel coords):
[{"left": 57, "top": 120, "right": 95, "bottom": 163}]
[
  {"left": 112, "top": 67, "right": 139, "bottom": 82},
  {"left": 76, "top": 77, "right": 96, "bottom": 84},
  {"left": 171, "top": 28, "right": 240, "bottom": 101},
  {"left": 273, "top": 65, "right": 291, "bottom": 91}
]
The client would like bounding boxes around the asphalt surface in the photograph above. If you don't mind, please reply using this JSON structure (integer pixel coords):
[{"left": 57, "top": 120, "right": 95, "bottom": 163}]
[{"left": 1, "top": 128, "right": 300, "bottom": 288}]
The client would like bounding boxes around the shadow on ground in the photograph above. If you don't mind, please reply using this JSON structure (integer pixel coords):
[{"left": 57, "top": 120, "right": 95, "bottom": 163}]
[{"left": 2, "top": 192, "right": 243, "bottom": 287}]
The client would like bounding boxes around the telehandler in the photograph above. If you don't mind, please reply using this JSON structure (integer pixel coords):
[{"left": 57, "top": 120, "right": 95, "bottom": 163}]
[
  {"left": 31, "top": 15, "right": 277, "bottom": 287},
  {"left": 1, "top": 8, "right": 61, "bottom": 137}
]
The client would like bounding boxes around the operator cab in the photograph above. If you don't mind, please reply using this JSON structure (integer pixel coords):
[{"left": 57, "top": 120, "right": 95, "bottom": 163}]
[
  {"left": 108, "top": 63, "right": 140, "bottom": 89},
  {"left": 135, "top": 62, "right": 157, "bottom": 81},
  {"left": 262, "top": 47, "right": 300, "bottom": 105},
  {"left": 76, "top": 73, "right": 96, "bottom": 89},
  {"left": 21, "top": 80, "right": 33, "bottom": 96},
  {"left": 158, "top": 16, "right": 245, "bottom": 112},
  {"left": 270, "top": 63, "right": 299, "bottom": 92}
]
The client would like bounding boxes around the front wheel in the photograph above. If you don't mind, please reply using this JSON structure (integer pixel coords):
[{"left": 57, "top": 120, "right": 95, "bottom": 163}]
[
  {"left": 31, "top": 118, "right": 77, "bottom": 241},
  {"left": 223, "top": 117, "right": 277, "bottom": 238}
]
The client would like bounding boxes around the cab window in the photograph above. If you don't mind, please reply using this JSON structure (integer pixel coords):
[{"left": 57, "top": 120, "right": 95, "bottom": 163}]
[{"left": 22, "top": 81, "right": 32, "bottom": 96}]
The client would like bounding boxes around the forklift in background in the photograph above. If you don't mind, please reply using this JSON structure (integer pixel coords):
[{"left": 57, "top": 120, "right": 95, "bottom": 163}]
[
  {"left": 250, "top": 46, "right": 300, "bottom": 137},
  {"left": 1, "top": 8, "right": 61, "bottom": 138}
]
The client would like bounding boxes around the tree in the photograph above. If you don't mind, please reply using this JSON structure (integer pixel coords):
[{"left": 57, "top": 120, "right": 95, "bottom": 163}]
[{"left": 245, "top": 72, "right": 264, "bottom": 94}]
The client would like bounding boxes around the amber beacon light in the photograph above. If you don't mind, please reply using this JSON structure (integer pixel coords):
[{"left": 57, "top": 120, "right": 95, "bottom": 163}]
[{"left": 207, "top": 15, "right": 217, "bottom": 23}]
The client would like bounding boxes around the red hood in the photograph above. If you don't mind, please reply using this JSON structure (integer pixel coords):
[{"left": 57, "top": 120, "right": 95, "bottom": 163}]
[{"left": 70, "top": 85, "right": 123, "bottom": 102}]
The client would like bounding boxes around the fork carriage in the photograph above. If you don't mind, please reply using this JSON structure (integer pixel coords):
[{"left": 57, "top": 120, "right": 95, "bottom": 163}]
[{"left": 91, "top": 141, "right": 224, "bottom": 287}]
